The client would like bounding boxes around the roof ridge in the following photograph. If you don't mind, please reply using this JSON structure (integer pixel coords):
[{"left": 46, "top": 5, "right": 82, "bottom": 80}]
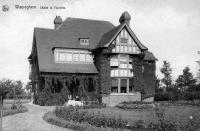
[{"left": 63, "top": 17, "right": 114, "bottom": 24}]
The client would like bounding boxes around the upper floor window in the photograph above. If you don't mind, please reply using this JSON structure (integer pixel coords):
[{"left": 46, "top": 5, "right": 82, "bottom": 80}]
[
  {"left": 120, "top": 38, "right": 128, "bottom": 43},
  {"left": 110, "top": 55, "right": 133, "bottom": 77},
  {"left": 80, "top": 38, "right": 89, "bottom": 45},
  {"left": 54, "top": 48, "right": 93, "bottom": 63}
]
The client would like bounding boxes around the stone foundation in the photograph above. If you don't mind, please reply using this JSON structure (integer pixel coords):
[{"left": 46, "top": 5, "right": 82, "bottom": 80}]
[{"left": 102, "top": 92, "right": 141, "bottom": 106}]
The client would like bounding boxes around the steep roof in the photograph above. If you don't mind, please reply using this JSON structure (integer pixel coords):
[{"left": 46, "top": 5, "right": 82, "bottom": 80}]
[
  {"left": 32, "top": 16, "right": 152, "bottom": 73},
  {"left": 34, "top": 18, "right": 115, "bottom": 73},
  {"left": 97, "top": 23, "right": 148, "bottom": 51},
  {"left": 35, "top": 17, "right": 115, "bottom": 50},
  {"left": 144, "top": 51, "right": 158, "bottom": 61}
]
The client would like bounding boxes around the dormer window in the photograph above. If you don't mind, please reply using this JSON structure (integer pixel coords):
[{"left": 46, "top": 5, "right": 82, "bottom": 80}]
[{"left": 80, "top": 38, "right": 89, "bottom": 45}]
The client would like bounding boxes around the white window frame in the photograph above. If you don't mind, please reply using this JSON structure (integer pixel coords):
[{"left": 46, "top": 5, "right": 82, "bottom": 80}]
[{"left": 54, "top": 48, "right": 93, "bottom": 64}]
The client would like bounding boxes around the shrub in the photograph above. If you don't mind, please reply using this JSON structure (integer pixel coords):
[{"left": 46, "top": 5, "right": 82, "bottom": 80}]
[
  {"left": 55, "top": 106, "right": 130, "bottom": 129},
  {"left": 83, "top": 101, "right": 106, "bottom": 109},
  {"left": 116, "top": 101, "right": 154, "bottom": 110},
  {"left": 184, "top": 91, "right": 200, "bottom": 100},
  {"left": 149, "top": 107, "right": 177, "bottom": 131},
  {"left": 11, "top": 103, "right": 17, "bottom": 109},
  {"left": 35, "top": 87, "right": 69, "bottom": 106}
]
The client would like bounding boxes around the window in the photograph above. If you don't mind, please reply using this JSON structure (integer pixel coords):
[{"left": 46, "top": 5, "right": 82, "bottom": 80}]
[
  {"left": 120, "top": 79, "right": 127, "bottom": 93},
  {"left": 110, "top": 55, "right": 133, "bottom": 77},
  {"left": 86, "top": 54, "right": 92, "bottom": 62},
  {"left": 66, "top": 53, "right": 73, "bottom": 61},
  {"left": 88, "top": 78, "right": 95, "bottom": 92},
  {"left": 80, "top": 38, "right": 89, "bottom": 45},
  {"left": 73, "top": 53, "right": 79, "bottom": 61},
  {"left": 80, "top": 54, "right": 85, "bottom": 62},
  {"left": 116, "top": 46, "right": 120, "bottom": 52},
  {"left": 58, "top": 53, "right": 65, "bottom": 61},
  {"left": 54, "top": 49, "right": 93, "bottom": 63},
  {"left": 120, "top": 38, "right": 128, "bottom": 43},
  {"left": 111, "top": 78, "right": 118, "bottom": 93},
  {"left": 110, "top": 58, "right": 118, "bottom": 67}
]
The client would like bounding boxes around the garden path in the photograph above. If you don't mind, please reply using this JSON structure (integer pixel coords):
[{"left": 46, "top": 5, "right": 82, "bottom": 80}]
[{"left": 2, "top": 102, "right": 73, "bottom": 131}]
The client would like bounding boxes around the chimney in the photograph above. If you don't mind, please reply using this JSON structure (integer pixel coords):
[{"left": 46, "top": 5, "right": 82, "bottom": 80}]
[
  {"left": 54, "top": 16, "right": 63, "bottom": 30},
  {"left": 119, "top": 11, "right": 131, "bottom": 25}
]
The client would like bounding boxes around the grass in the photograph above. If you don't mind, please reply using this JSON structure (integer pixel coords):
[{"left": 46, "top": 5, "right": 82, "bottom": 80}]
[
  {"left": 86, "top": 104, "right": 200, "bottom": 127},
  {"left": 1, "top": 99, "right": 29, "bottom": 117},
  {"left": 3, "top": 99, "right": 31, "bottom": 104},
  {"left": 43, "top": 111, "right": 129, "bottom": 131},
  {"left": 45, "top": 101, "right": 200, "bottom": 130}
]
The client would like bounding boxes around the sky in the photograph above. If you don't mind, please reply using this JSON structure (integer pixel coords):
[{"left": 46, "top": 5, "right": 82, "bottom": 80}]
[{"left": 0, "top": 0, "right": 200, "bottom": 84}]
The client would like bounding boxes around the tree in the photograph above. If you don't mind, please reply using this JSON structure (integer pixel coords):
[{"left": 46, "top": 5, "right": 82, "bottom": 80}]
[
  {"left": 176, "top": 66, "right": 196, "bottom": 91},
  {"left": 0, "top": 79, "right": 12, "bottom": 102},
  {"left": 160, "top": 61, "right": 173, "bottom": 90},
  {"left": 6, "top": 80, "right": 25, "bottom": 99},
  {"left": 196, "top": 61, "right": 200, "bottom": 83},
  {"left": 25, "top": 81, "right": 32, "bottom": 94}
]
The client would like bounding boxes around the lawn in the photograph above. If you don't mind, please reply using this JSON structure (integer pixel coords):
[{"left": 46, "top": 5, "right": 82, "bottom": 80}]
[
  {"left": 49, "top": 101, "right": 200, "bottom": 130},
  {"left": 1, "top": 99, "right": 29, "bottom": 117},
  {"left": 86, "top": 105, "right": 200, "bottom": 127}
]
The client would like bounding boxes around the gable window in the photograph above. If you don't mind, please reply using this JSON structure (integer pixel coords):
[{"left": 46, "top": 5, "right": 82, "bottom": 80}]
[
  {"left": 54, "top": 49, "right": 93, "bottom": 63},
  {"left": 120, "top": 38, "right": 128, "bottom": 43},
  {"left": 80, "top": 38, "right": 89, "bottom": 45},
  {"left": 111, "top": 28, "right": 141, "bottom": 54}
]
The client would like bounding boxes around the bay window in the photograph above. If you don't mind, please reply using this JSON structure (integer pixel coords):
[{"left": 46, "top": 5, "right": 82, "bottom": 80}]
[{"left": 110, "top": 54, "right": 134, "bottom": 93}]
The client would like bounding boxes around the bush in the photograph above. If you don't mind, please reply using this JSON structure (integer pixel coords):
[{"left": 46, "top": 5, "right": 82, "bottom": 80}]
[
  {"left": 35, "top": 87, "right": 69, "bottom": 106},
  {"left": 11, "top": 103, "right": 17, "bottom": 109},
  {"left": 116, "top": 101, "right": 154, "bottom": 110},
  {"left": 83, "top": 101, "right": 106, "bottom": 109},
  {"left": 184, "top": 91, "right": 200, "bottom": 100},
  {"left": 155, "top": 91, "right": 200, "bottom": 101},
  {"left": 55, "top": 106, "right": 130, "bottom": 129}
]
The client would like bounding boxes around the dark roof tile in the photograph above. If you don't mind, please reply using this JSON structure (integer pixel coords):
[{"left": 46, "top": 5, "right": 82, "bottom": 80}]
[{"left": 144, "top": 51, "right": 158, "bottom": 61}]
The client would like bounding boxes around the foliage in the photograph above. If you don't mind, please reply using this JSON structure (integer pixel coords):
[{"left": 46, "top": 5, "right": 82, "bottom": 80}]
[
  {"left": 196, "top": 61, "right": 200, "bottom": 83},
  {"left": 55, "top": 106, "right": 131, "bottom": 129},
  {"left": 155, "top": 91, "right": 200, "bottom": 101},
  {"left": 43, "top": 111, "right": 126, "bottom": 131},
  {"left": 25, "top": 81, "right": 32, "bottom": 94},
  {"left": 11, "top": 103, "right": 17, "bottom": 109},
  {"left": 116, "top": 101, "right": 154, "bottom": 110},
  {"left": 35, "top": 86, "right": 69, "bottom": 106},
  {"left": 160, "top": 61, "right": 173, "bottom": 89},
  {"left": 176, "top": 66, "right": 196, "bottom": 91},
  {"left": 148, "top": 107, "right": 177, "bottom": 131},
  {"left": 0, "top": 79, "right": 13, "bottom": 101},
  {"left": 82, "top": 101, "right": 106, "bottom": 109},
  {"left": 4, "top": 79, "right": 25, "bottom": 99},
  {"left": 54, "top": 105, "right": 185, "bottom": 130}
]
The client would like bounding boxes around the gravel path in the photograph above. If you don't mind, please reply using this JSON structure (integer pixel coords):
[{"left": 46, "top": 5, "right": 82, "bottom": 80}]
[{"left": 2, "top": 103, "right": 73, "bottom": 131}]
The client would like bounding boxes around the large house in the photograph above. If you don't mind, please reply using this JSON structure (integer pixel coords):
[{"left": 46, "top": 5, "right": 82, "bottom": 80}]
[{"left": 28, "top": 11, "right": 157, "bottom": 106}]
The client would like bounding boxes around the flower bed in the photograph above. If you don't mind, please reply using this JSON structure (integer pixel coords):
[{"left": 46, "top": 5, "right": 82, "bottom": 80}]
[{"left": 116, "top": 101, "right": 154, "bottom": 110}]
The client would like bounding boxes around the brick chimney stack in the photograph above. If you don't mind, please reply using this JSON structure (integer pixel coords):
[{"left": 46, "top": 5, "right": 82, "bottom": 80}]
[
  {"left": 54, "top": 16, "right": 63, "bottom": 30},
  {"left": 119, "top": 11, "right": 131, "bottom": 25}
]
